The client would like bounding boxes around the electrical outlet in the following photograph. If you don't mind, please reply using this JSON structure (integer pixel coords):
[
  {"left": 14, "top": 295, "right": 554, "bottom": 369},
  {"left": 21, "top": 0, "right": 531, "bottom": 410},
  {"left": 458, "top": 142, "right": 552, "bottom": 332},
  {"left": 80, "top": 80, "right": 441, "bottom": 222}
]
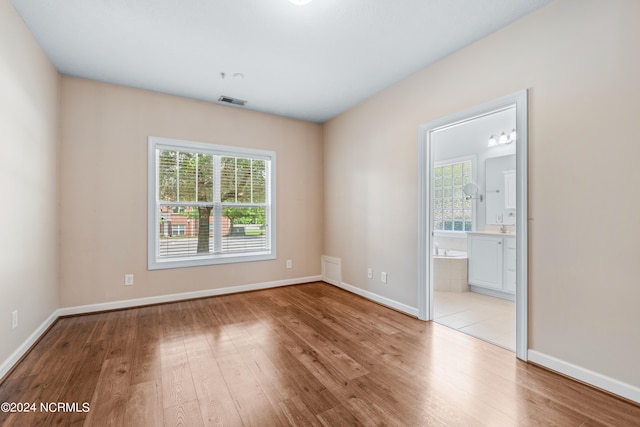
[
  {"left": 286, "top": 259, "right": 292, "bottom": 269},
  {"left": 12, "top": 310, "right": 18, "bottom": 329},
  {"left": 367, "top": 268, "right": 372, "bottom": 279},
  {"left": 381, "top": 272, "right": 388, "bottom": 283},
  {"left": 124, "top": 274, "right": 134, "bottom": 286}
]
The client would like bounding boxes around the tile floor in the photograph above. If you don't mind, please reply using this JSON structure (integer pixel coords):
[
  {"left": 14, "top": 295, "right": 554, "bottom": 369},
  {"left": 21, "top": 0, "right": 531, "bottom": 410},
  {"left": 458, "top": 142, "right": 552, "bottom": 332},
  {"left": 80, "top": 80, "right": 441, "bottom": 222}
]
[{"left": 434, "top": 290, "right": 515, "bottom": 351}]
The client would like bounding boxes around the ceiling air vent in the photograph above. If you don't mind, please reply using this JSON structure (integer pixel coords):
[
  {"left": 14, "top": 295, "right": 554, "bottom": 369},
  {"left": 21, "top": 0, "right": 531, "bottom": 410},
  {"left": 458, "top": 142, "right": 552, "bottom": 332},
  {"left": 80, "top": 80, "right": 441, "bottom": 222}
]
[{"left": 218, "top": 95, "right": 247, "bottom": 106}]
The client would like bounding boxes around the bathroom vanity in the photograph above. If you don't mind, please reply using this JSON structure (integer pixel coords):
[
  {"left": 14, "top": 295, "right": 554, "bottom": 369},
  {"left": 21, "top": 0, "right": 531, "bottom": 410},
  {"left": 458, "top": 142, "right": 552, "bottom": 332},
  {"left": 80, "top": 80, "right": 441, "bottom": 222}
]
[{"left": 467, "top": 231, "right": 516, "bottom": 300}]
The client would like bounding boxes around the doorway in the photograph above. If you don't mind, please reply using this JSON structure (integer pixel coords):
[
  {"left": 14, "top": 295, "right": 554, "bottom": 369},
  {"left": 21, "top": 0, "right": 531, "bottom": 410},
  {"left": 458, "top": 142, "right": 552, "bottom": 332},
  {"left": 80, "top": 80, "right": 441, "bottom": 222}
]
[{"left": 417, "top": 91, "right": 528, "bottom": 360}]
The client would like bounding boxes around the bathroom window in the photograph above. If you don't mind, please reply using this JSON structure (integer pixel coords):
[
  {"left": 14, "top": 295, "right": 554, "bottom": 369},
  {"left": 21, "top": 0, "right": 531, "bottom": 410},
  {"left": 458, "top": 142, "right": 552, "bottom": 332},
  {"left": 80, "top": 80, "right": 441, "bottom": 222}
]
[{"left": 433, "top": 157, "right": 475, "bottom": 232}]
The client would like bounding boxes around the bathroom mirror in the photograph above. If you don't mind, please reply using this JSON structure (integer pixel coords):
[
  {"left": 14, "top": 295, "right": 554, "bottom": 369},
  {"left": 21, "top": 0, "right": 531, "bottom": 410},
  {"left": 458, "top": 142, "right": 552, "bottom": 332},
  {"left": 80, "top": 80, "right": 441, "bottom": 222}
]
[{"left": 485, "top": 154, "right": 516, "bottom": 225}]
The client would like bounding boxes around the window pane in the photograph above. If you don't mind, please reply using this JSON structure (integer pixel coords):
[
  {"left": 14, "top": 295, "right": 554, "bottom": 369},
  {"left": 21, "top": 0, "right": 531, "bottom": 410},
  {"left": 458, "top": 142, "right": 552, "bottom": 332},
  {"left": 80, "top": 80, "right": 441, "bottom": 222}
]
[
  {"left": 434, "top": 167, "right": 442, "bottom": 178},
  {"left": 453, "top": 186, "right": 462, "bottom": 198},
  {"left": 454, "top": 220, "right": 463, "bottom": 231},
  {"left": 443, "top": 210, "right": 452, "bottom": 221},
  {"left": 222, "top": 207, "right": 267, "bottom": 253},
  {"left": 444, "top": 221, "right": 453, "bottom": 230},
  {"left": 434, "top": 188, "right": 443, "bottom": 198},
  {"left": 444, "top": 188, "right": 453, "bottom": 197},
  {"left": 434, "top": 210, "right": 443, "bottom": 220},
  {"left": 444, "top": 199, "right": 452, "bottom": 209},
  {"left": 434, "top": 199, "right": 443, "bottom": 210},
  {"left": 444, "top": 177, "right": 453, "bottom": 187},
  {"left": 434, "top": 178, "right": 443, "bottom": 188},
  {"left": 236, "top": 158, "right": 252, "bottom": 203},
  {"left": 453, "top": 210, "right": 463, "bottom": 220},
  {"left": 252, "top": 160, "right": 266, "bottom": 203},
  {"left": 464, "top": 210, "right": 472, "bottom": 220},
  {"left": 453, "top": 175, "right": 463, "bottom": 185},
  {"left": 443, "top": 165, "right": 452, "bottom": 176},
  {"left": 178, "top": 152, "right": 197, "bottom": 202},
  {"left": 463, "top": 175, "right": 471, "bottom": 185},
  {"left": 453, "top": 199, "right": 462, "bottom": 209},
  {"left": 220, "top": 157, "right": 236, "bottom": 202},
  {"left": 464, "top": 221, "right": 472, "bottom": 231},
  {"left": 464, "top": 199, "right": 472, "bottom": 210},
  {"left": 197, "top": 154, "right": 214, "bottom": 202},
  {"left": 463, "top": 162, "right": 471, "bottom": 174},
  {"left": 159, "top": 205, "right": 214, "bottom": 258},
  {"left": 434, "top": 220, "right": 443, "bottom": 230},
  {"left": 158, "top": 150, "right": 178, "bottom": 201},
  {"left": 453, "top": 163, "right": 462, "bottom": 175}
]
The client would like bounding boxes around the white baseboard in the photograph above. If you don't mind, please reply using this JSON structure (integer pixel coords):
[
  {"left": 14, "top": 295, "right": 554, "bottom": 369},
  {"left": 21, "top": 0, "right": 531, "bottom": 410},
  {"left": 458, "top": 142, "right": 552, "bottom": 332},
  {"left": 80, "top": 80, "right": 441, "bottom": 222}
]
[
  {"left": 58, "top": 275, "right": 322, "bottom": 316},
  {"left": 1, "top": 275, "right": 322, "bottom": 380},
  {"left": 327, "top": 280, "right": 419, "bottom": 318},
  {"left": 0, "top": 311, "right": 58, "bottom": 380},
  {"left": 528, "top": 350, "right": 640, "bottom": 403}
]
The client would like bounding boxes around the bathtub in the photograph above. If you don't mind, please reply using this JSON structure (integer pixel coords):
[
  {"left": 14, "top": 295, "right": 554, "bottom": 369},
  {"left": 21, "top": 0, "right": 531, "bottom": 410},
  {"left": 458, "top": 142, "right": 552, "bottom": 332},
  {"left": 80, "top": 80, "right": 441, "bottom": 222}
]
[
  {"left": 434, "top": 249, "right": 467, "bottom": 259},
  {"left": 433, "top": 250, "right": 469, "bottom": 292}
]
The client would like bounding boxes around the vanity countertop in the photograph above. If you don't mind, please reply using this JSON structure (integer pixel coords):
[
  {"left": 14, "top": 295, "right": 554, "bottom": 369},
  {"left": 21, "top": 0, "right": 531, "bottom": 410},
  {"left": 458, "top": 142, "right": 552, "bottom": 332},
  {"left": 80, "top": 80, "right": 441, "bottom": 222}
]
[{"left": 467, "top": 231, "right": 516, "bottom": 237}]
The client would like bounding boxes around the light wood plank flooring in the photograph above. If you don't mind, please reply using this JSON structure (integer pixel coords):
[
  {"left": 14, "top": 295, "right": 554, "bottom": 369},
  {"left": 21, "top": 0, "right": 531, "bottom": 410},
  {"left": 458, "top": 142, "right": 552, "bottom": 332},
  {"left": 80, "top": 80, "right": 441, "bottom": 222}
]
[{"left": 0, "top": 282, "right": 638, "bottom": 426}]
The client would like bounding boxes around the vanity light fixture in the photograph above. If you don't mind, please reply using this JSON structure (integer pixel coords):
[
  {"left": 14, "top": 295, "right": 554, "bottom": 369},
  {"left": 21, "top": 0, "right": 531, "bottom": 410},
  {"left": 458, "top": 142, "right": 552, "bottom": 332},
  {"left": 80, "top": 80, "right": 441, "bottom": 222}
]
[
  {"left": 289, "top": 0, "right": 312, "bottom": 4},
  {"left": 488, "top": 128, "right": 516, "bottom": 146}
]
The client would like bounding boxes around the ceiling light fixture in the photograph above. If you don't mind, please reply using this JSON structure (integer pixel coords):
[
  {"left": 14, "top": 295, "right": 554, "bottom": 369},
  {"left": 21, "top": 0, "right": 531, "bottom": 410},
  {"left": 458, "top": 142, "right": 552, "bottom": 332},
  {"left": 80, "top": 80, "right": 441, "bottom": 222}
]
[
  {"left": 488, "top": 135, "right": 497, "bottom": 147},
  {"left": 289, "top": 0, "right": 312, "bottom": 5}
]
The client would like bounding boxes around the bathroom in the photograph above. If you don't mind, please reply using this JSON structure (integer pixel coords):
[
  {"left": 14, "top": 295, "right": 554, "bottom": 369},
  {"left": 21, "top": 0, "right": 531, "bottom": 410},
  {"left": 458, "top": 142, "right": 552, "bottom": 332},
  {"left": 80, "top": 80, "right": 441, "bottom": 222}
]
[{"left": 431, "top": 106, "right": 517, "bottom": 350}]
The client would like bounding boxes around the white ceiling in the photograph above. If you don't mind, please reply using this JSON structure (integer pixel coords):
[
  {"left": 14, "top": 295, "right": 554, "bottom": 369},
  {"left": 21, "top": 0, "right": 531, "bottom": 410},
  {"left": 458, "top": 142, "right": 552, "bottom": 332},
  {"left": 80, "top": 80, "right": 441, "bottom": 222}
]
[{"left": 11, "top": 0, "right": 551, "bottom": 123}]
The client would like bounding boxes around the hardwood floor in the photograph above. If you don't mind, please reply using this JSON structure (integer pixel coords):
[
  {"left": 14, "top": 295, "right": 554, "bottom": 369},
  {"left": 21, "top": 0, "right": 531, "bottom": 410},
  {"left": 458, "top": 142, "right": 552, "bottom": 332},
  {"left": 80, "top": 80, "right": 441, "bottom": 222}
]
[{"left": 1, "top": 282, "right": 638, "bottom": 426}]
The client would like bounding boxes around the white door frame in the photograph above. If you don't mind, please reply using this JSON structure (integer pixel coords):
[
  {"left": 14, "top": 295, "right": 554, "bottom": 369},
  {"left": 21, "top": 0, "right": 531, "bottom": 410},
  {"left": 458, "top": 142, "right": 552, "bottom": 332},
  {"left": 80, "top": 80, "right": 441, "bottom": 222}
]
[{"left": 418, "top": 90, "right": 529, "bottom": 360}]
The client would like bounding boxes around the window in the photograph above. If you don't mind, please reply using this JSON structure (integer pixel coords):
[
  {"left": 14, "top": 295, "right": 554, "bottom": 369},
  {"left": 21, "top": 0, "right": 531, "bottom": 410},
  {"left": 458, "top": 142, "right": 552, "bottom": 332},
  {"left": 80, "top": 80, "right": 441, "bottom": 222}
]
[
  {"left": 148, "top": 137, "right": 276, "bottom": 270},
  {"left": 433, "top": 157, "right": 475, "bottom": 232},
  {"left": 172, "top": 224, "right": 186, "bottom": 236}
]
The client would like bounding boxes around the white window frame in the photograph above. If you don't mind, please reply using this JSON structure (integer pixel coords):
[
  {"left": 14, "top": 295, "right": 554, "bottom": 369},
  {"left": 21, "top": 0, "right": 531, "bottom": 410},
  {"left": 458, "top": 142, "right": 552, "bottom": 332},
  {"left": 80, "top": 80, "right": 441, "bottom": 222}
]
[
  {"left": 148, "top": 136, "right": 276, "bottom": 270},
  {"left": 433, "top": 155, "right": 477, "bottom": 238}
]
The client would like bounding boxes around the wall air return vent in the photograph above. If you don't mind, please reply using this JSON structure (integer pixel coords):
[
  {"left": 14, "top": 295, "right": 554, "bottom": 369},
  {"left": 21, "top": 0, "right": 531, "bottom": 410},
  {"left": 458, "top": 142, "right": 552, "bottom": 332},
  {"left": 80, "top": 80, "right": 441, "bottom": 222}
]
[{"left": 218, "top": 96, "right": 247, "bottom": 106}]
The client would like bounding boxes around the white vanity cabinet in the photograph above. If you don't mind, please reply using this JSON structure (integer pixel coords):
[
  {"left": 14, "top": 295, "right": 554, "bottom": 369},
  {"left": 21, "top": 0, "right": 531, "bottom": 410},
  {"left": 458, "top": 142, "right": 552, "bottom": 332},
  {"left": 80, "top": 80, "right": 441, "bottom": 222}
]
[
  {"left": 502, "top": 237, "right": 517, "bottom": 293},
  {"left": 467, "top": 232, "right": 516, "bottom": 299}
]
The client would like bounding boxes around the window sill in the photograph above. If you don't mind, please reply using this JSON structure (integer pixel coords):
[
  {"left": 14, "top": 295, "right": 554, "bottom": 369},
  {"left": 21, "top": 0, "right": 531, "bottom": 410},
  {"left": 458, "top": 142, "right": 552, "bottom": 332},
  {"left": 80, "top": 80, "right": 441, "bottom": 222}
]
[{"left": 148, "top": 251, "right": 276, "bottom": 270}]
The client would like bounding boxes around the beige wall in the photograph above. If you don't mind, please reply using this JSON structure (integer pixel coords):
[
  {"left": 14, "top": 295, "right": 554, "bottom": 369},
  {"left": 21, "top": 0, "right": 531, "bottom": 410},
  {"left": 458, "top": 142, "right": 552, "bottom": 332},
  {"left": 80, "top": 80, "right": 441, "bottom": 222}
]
[
  {"left": 0, "top": 0, "right": 59, "bottom": 365},
  {"left": 4, "top": 0, "right": 638, "bottom": 398},
  {"left": 324, "top": 0, "right": 640, "bottom": 389},
  {"left": 59, "top": 77, "right": 323, "bottom": 307}
]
